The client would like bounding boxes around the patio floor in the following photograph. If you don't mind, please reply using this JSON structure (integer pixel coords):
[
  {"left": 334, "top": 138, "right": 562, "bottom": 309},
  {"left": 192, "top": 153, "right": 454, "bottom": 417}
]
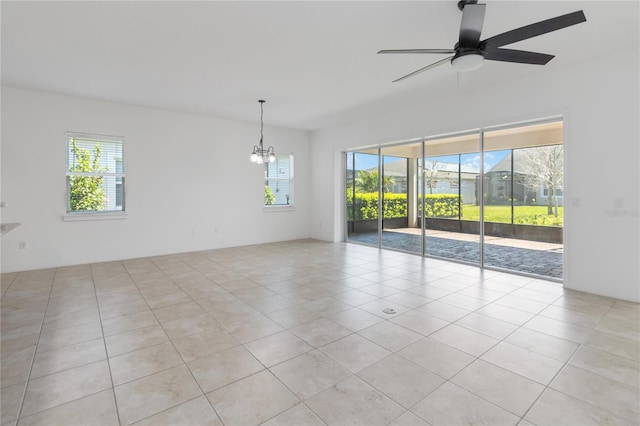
[{"left": 348, "top": 228, "right": 563, "bottom": 279}]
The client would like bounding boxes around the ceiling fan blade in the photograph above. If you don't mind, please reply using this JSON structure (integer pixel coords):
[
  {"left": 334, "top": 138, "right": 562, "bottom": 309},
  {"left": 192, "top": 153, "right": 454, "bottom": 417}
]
[
  {"left": 484, "top": 48, "right": 554, "bottom": 65},
  {"left": 482, "top": 10, "right": 586, "bottom": 49},
  {"left": 459, "top": 3, "right": 486, "bottom": 47},
  {"left": 378, "top": 49, "right": 455, "bottom": 54},
  {"left": 392, "top": 56, "right": 452, "bottom": 83}
]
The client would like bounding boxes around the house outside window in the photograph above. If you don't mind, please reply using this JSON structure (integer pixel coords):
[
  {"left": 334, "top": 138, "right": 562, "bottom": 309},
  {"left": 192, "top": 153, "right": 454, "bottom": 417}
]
[
  {"left": 265, "top": 154, "right": 293, "bottom": 206},
  {"left": 66, "top": 133, "right": 125, "bottom": 215},
  {"left": 543, "top": 188, "right": 563, "bottom": 196}
]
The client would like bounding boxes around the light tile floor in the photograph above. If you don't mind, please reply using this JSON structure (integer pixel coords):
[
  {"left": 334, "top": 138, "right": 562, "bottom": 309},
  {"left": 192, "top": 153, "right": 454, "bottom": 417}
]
[{"left": 1, "top": 239, "right": 638, "bottom": 426}]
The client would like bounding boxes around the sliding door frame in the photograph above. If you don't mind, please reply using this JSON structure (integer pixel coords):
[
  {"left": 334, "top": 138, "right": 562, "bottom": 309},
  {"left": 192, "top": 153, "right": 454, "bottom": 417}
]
[{"left": 344, "top": 115, "right": 563, "bottom": 282}]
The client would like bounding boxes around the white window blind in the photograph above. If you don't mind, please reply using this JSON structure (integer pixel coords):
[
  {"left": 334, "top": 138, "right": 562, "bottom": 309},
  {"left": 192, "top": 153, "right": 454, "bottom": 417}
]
[{"left": 66, "top": 133, "right": 125, "bottom": 214}]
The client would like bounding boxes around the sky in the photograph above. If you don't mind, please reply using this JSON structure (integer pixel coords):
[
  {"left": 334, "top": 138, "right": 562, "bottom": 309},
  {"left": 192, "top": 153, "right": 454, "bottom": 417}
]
[{"left": 348, "top": 150, "right": 510, "bottom": 173}]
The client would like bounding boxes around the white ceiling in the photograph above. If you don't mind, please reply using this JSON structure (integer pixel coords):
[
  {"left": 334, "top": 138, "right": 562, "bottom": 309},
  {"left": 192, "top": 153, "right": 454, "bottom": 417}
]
[{"left": 2, "top": 1, "right": 638, "bottom": 131}]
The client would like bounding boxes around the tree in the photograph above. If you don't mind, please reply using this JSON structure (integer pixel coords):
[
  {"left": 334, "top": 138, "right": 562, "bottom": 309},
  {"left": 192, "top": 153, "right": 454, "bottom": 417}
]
[
  {"left": 423, "top": 161, "right": 441, "bottom": 194},
  {"left": 265, "top": 185, "right": 275, "bottom": 205},
  {"left": 517, "top": 146, "right": 563, "bottom": 216},
  {"left": 68, "top": 138, "right": 107, "bottom": 211},
  {"left": 355, "top": 170, "right": 395, "bottom": 193}
]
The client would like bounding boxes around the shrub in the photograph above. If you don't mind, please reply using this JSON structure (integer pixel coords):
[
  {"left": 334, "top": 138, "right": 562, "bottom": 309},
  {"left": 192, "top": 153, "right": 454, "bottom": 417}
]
[
  {"left": 419, "top": 194, "right": 460, "bottom": 218},
  {"left": 514, "top": 214, "right": 563, "bottom": 226},
  {"left": 346, "top": 191, "right": 461, "bottom": 220},
  {"left": 346, "top": 190, "right": 407, "bottom": 220}
]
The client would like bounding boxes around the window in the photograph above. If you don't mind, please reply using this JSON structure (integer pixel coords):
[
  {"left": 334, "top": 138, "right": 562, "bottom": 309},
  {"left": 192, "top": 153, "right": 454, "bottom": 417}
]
[
  {"left": 66, "top": 133, "right": 125, "bottom": 215},
  {"left": 265, "top": 154, "right": 293, "bottom": 206},
  {"left": 543, "top": 188, "right": 564, "bottom": 196},
  {"left": 115, "top": 158, "right": 124, "bottom": 208}
]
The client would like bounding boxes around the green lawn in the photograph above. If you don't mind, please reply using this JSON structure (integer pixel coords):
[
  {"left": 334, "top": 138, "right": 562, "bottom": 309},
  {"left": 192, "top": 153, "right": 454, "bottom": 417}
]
[{"left": 461, "top": 205, "right": 563, "bottom": 226}]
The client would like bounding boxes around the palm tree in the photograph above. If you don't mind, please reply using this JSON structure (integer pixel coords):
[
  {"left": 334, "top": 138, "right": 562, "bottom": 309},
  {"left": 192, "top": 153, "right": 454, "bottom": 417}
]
[{"left": 355, "top": 170, "right": 395, "bottom": 193}]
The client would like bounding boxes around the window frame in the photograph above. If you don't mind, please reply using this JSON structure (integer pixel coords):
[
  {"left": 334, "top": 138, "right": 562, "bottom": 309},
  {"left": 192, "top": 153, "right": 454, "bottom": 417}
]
[
  {"left": 264, "top": 153, "right": 294, "bottom": 210},
  {"left": 64, "top": 132, "right": 127, "bottom": 221}
]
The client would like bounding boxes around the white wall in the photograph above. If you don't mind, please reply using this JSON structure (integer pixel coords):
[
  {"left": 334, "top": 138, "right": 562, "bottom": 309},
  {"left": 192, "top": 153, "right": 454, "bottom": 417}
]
[
  {"left": 310, "top": 50, "right": 640, "bottom": 302},
  {"left": 1, "top": 87, "right": 311, "bottom": 272}
]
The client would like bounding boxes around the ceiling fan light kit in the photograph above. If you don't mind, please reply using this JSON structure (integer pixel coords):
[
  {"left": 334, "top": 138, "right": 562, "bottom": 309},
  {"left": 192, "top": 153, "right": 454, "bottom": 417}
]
[
  {"left": 451, "top": 51, "right": 485, "bottom": 72},
  {"left": 379, "top": 0, "right": 587, "bottom": 82}
]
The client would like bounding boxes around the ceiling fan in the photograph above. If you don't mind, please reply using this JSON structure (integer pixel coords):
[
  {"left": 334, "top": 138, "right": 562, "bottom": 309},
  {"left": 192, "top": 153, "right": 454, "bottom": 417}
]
[{"left": 379, "top": 1, "right": 586, "bottom": 82}]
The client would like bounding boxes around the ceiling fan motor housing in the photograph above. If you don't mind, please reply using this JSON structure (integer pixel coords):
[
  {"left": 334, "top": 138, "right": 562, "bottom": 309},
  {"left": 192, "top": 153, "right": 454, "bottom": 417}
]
[{"left": 457, "top": 0, "right": 478, "bottom": 11}]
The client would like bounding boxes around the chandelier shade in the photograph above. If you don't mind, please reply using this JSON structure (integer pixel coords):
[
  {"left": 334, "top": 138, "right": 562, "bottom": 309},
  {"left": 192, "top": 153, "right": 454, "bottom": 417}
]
[{"left": 250, "top": 100, "right": 276, "bottom": 164}]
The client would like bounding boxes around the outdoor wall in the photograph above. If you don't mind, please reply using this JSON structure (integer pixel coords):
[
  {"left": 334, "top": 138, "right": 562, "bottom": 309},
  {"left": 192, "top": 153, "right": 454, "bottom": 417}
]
[
  {"left": 310, "top": 50, "right": 640, "bottom": 302},
  {"left": 1, "top": 87, "right": 311, "bottom": 272}
]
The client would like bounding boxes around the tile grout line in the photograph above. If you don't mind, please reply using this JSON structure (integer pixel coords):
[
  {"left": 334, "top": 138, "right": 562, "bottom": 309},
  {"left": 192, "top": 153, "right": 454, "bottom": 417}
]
[
  {"left": 206, "top": 254, "right": 359, "bottom": 424},
  {"left": 131, "top": 254, "right": 229, "bottom": 425},
  {"left": 516, "top": 299, "right": 608, "bottom": 423},
  {"left": 422, "top": 285, "right": 634, "bottom": 424},
  {"left": 518, "top": 300, "right": 640, "bottom": 424},
  {"left": 0, "top": 272, "right": 19, "bottom": 298},
  {"left": 4, "top": 242, "right": 636, "bottom": 425},
  {"left": 12, "top": 269, "right": 124, "bottom": 422},
  {"left": 382, "top": 281, "right": 557, "bottom": 423},
  {"left": 14, "top": 268, "right": 57, "bottom": 423},
  {"left": 90, "top": 261, "right": 124, "bottom": 426}
]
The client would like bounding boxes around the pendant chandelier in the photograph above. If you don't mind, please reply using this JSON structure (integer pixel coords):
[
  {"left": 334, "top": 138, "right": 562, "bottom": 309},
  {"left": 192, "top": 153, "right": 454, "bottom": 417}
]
[{"left": 250, "top": 100, "right": 276, "bottom": 164}]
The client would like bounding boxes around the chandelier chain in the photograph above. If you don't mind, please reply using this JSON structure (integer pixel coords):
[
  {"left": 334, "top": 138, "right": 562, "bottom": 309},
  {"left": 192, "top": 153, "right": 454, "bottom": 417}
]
[
  {"left": 250, "top": 99, "right": 275, "bottom": 164},
  {"left": 260, "top": 99, "right": 264, "bottom": 146}
]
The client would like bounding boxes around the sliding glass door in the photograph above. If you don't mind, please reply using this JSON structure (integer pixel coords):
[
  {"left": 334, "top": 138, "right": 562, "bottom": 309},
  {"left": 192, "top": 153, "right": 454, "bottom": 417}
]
[
  {"left": 345, "top": 119, "right": 564, "bottom": 280},
  {"left": 380, "top": 144, "right": 420, "bottom": 254},
  {"left": 346, "top": 150, "right": 379, "bottom": 247},
  {"left": 482, "top": 121, "right": 564, "bottom": 278},
  {"left": 423, "top": 133, "right": 481, "bottom": 265}
]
